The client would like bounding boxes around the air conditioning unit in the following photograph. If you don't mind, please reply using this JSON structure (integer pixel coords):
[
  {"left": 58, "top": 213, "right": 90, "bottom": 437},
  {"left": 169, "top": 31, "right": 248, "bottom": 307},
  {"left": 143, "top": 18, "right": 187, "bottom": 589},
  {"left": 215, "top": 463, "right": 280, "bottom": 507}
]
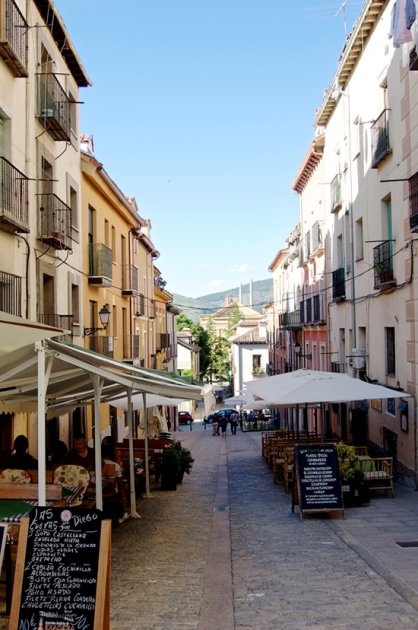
[{"left": 352, "top": 347, "right": 366, "bottom": 370}]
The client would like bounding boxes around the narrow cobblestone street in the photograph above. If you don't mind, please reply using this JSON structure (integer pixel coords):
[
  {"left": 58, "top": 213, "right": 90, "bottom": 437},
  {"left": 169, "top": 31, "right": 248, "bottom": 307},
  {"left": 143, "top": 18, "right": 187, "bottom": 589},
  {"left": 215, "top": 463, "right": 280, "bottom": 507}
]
[{"left": 109, "top": 426, "right": 418, "bottom": 629}]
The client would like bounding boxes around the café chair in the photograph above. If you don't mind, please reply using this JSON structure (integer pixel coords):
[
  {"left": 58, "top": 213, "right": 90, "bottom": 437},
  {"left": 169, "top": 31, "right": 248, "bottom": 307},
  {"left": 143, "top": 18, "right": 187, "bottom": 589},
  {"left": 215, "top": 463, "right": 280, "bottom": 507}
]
[
  {"left": 0, "top": 469, "right": 32, "bottom": 484},
  {"left": 53, "top": 465, "right": 90, "bottom": 505}
]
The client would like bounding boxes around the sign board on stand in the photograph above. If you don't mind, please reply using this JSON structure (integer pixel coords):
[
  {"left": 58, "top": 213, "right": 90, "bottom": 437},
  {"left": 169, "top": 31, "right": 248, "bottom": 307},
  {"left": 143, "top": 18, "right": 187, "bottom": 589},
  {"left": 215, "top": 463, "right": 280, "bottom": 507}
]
[
  {"left": 9, "top": 507, "right": 111, "bottom": 629},
  {"left": 294, "top": 443, "right": 344, "bottom": 519}
]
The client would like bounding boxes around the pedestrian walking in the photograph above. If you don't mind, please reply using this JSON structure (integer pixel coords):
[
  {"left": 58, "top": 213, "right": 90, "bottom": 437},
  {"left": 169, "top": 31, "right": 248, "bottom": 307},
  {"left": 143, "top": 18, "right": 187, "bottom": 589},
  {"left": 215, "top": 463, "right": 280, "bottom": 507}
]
[
  {"left": 219, "top": 415, "right": 228, "bottom": 438},
  {"left": 212, "top": 412, "right": 219, "bottom": 436},
  {"left": 230, "top": 410, "right": 239, "bottom": 435}
]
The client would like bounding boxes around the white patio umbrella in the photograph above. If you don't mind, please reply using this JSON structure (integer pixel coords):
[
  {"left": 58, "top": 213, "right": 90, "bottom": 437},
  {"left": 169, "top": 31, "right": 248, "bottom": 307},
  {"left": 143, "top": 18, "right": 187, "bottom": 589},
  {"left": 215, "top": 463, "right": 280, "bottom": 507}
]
[
  {"left": 0, "top": 311, "right": 66, "bottom": 356},
  {"left": 223, "top": 395, "right": 251, "bottom": 406},
  {"left": 245, "top": 369, "right": 410, "bottom": 405}
]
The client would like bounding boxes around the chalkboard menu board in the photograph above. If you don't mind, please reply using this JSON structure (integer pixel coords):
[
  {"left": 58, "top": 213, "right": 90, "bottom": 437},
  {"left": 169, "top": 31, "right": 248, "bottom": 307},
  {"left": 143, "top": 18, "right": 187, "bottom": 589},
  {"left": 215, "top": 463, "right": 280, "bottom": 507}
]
[
  {"left": 295, "top": 444, "right": 344, "bottom": 518},
  {"left": 10, "top": 507, "right": 111, "bottom": 630}
]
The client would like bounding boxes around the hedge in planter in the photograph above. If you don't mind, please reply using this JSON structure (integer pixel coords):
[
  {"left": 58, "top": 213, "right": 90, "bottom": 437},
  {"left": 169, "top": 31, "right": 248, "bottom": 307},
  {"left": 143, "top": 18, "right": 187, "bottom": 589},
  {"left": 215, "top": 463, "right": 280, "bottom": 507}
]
[{"left": 160, "top": 445, "right": 180, "bottom": 491}]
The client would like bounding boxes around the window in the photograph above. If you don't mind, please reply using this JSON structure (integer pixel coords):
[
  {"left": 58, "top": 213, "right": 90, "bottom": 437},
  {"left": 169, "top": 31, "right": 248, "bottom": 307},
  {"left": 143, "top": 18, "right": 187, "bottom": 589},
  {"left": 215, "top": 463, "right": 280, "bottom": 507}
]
[
  {"left": 252, "top": 354, "right": 261, "bottom": 372},
  {"left": 409, "top": 172, "right": 418, "bottom": 231},
  {"left": 355, "top": 218, "right": 364, "bottom": 260},
  {"left": 385, "top": 327, "right": 395, "bottom": 376}
]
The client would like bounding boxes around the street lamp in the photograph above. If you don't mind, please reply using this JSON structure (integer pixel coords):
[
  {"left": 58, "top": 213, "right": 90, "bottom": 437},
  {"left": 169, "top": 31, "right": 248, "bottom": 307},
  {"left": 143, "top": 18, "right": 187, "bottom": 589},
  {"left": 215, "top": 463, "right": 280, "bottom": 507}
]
[
  {"left": 293, "top": 341, "right": 311, "bottom": 363},
  {"left": 84, "top": 304, "right": 111, "bottom": 336}
]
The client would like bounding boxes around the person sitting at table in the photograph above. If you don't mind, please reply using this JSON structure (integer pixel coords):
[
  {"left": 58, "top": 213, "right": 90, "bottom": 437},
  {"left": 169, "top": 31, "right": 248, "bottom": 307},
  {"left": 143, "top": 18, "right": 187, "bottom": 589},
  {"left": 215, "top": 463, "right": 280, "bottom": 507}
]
[
  {"left": 0, "top": 435, "right": 38, "bottom": 470},
  {"left": 63, "top": 434, "right": 95, "bottom": 472},
  {"left": 101, "top": 441, "right": 128, "bottom": 524}
]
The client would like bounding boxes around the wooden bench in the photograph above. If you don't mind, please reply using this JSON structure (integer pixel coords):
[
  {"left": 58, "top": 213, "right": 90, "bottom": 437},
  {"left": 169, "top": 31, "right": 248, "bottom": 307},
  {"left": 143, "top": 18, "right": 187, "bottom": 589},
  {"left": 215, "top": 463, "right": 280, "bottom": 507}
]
[{"left": 363, "top": 457, "right": 394, "bottom": 497}]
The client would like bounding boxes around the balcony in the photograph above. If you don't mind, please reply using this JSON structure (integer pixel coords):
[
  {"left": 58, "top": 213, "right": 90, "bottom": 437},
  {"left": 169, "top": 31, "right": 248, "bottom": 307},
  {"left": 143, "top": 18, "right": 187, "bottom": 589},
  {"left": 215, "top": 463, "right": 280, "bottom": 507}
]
[
  {"left": 0, "top": 270, "right": 21, "bottom": 315},
  {"left": 373, "top": 240, "right": 396, "bottom": 290},
  {"left": 331, "top": 362, "right": 346, "bottom": 373},
  {"left": 38, "top": 313, "right": 73, "bottom": 342},
  {"left": 122, "top": 334, "right": 141, "bottom": 362},
  {"left": 330, "top": 174, "right": 342, "bottom": 212},
  {"left": 149, "top": 299, "right": 156, "bottom": 319},
  {"left": 371, "top": 109, "right": 391, "bottom": 168},
  {"left": 0, "top": 157, "right": 29, "bottom": 233},
  {"left": 278, "top": 309, "right": 301, "bottom": 329},
  {"left": 332, "top": 267, "right": 345, "bottom": 301},
  {"left": 88, "top": 243, "right": 112, "bottom": 286},
  {"left": 38, "top": 73, "right": 71, "bottom": 141},
  {"left": 0, "top": 0, "right": 28, "bottom": 77},
  {"left": 156, "top": 332, "right": 170, "bottom": 351},
  {"left": 38, "top": 194, "right": 72, "bottom": 250},
  {"left": 122, "top": 265, "right": 139, "bottom": 295},
  {"left": 88, "top": 335, "right": 114, "bottom": 358},
  {"left": 133, "top": 294, "right": 146, "bottom": 317}
]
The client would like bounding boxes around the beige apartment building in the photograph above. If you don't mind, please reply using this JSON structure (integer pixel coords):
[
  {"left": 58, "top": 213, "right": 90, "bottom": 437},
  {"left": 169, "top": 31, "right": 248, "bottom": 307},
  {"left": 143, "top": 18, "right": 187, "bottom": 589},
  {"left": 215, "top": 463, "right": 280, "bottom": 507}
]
[
  {"left": 80, "top": 136, "right": 162, "bottom": 437},
  {"left": 0, "top": 0, "right": 90, "bottom": 452}
]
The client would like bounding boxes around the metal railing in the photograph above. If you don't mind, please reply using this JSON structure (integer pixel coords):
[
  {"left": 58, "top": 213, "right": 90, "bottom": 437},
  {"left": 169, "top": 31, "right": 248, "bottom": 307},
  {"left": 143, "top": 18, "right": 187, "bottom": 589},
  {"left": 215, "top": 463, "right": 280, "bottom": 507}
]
[
  {"left": 38, "top": 73, "right": 71, "bottom": 141},
  {"left": 38, "top": 314, "right": 73, "bottom": 342},
  {"left": 373, "top": 240, "right": 395, "bottom": 289},
  {"left": 330, "top": 174, "right": 342, "bottom": 211},
  {"left": 122, "top": 265, "right": 139, "bottom": 294},
  {"left": 0, "top": 270, "right": 21, "bottom": 315},
  {"left": 156, "top": 332, "right": 170, "bottom": 350},
  {"left": 0, "top": 157, "right": 29, "bottom": 233},
  {"left": 371, "top": 109, "right": 391, "bottom": 168},
  {"left": 88, "top": 243, "right": 113, "bottom": 284},
  {"left": 122, "top": 334, "right": 141, "bottom": 361},
  {"left": 0, "top": 0, "right": 28, "bottom": 76},
  {"left": 278, "top": 309, "right": 301, "bottom": 329},
  {"left": 38, "top": 193, "right": 72, "bottom": 250},
  {"left": 88, "top": 335, "right": 114, "bottom": 358},
  {"left": 332, "top": 267, "right": 345, "bottom": 301},
  {"left": 331, "top": 362, "right": 346, "bottom": 373}
]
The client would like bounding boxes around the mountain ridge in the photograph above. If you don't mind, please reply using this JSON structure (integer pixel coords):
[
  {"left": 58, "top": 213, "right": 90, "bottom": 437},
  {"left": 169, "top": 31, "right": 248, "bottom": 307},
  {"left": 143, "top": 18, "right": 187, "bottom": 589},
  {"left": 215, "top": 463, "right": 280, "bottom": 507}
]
[{"left": 172, "top": 278, "right": 273, "bottom": 322}]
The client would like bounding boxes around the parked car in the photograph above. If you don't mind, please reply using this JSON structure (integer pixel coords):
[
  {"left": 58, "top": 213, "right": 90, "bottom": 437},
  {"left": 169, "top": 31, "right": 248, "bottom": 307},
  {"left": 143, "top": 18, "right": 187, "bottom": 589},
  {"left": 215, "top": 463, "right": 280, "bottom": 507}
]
[
  {"left": 206, "top": 408, "right": 236, "bottom": 423},
  {"left": 178, "top": 411, "right": 194, "bottom": 425}
]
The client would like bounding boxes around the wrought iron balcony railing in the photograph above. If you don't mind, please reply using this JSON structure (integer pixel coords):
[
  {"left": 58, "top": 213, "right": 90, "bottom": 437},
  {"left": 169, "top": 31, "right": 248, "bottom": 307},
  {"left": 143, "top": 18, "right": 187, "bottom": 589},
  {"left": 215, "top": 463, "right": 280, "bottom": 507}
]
[
  {"left": 0, "top": 157, "right": 29, "bottom": 233},
  {"left": 38, "top": 73, "right": 71, "bottom": 141},
  {"left": 331, "top": 362, "right": 346, "bottom": 373},
  {"left": 122, "top": 265, "right": 139, "bottom": 295},
  {"left": 371, "top": 109, "right": 391, "bottom": 168},
  {"left": 332, "top": 267, "right": 346, "bottom": 301},
  {"left": 133, "top": 294, "right": 146, "bottom": 317},
  {"left": 278, "top": 309, "right": 301, "bottom": 329},
  {"left": 88, "top": 243, "right": 113, "bottom": 286},
  {"left": 122, "top": 334, "right": 141, "bottom": 361},
  {"left": 0, "top": 270, "right": 21, "bottom": 315},
  {"left": 156, "top": 332, "right": 170, "bottom": 351},
  {"left": 409, "top": 173, "right": 418, "bottom": 232},
  {"left": 0, "top": 0, "right": 28, "bottom": 77},
  {"left": 38, "top": 314, "right": 74, "bottom": 342},
  {"left": 330, "top": 174, "right": 342, "bottom": 212},
  {"left": 38, "top": 193, "right": 72, "bottom": 250},
  {"left": 88, "top": 335, "right": 114, "bottom": 358},
  {"left": 373, "top": 240, "right": 395, "bottom": 289}
]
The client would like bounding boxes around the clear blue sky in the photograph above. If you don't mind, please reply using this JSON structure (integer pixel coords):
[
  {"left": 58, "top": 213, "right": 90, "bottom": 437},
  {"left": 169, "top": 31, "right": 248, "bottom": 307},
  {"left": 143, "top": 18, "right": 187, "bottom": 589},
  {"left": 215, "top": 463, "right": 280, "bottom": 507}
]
[{"left": 55, "top": 0, "right": 363, "bottom": 298}]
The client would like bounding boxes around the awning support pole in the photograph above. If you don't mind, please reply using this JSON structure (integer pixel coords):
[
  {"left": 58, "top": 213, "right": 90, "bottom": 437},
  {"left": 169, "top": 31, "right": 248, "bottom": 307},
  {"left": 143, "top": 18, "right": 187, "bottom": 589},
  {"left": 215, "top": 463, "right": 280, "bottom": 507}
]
[
  {"left": 143, "top": 392, "right": 152, "bottom": 498},
  {"left": 92, "top": 375, "right": 104, "bottom": 511},
  {"left": 127, "top": 389, "right": 141, "bottom": 517}
]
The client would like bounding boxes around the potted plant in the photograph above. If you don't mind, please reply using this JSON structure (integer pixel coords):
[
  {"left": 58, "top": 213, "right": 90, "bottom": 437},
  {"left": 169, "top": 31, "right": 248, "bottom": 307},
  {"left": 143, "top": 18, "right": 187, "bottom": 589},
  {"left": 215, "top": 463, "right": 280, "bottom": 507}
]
[
  {"left": 160, "top": 445, "right": 180, "bottom": 491},
  {"left": 172, "top": 441, "right": 194, "bottom": 484},
  {"left": 337, "top": 442, "right": 369, "bottom": 506}
]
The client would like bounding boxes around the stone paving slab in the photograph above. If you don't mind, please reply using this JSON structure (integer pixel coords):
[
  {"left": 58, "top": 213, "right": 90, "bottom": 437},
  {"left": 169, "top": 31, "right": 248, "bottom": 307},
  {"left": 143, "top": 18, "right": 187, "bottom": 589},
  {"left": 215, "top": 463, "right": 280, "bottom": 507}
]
[{"left": 2, "top": 426, "right": 418, "bottom": 628}]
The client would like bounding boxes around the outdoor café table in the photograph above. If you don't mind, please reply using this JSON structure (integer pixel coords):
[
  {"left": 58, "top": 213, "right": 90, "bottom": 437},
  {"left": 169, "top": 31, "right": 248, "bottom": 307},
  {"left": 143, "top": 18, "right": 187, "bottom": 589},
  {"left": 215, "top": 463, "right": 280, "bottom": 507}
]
[{"left": 356, "top": 456, "right": 376, "bottom": 473}]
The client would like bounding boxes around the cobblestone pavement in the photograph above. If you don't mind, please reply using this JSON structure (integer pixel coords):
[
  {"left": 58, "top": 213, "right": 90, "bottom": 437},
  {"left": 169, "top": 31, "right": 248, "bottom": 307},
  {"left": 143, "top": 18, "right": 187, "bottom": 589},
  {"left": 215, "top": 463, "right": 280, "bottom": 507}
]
[{"left": 2, "top": 425, "right": 418, "bottom": 628}]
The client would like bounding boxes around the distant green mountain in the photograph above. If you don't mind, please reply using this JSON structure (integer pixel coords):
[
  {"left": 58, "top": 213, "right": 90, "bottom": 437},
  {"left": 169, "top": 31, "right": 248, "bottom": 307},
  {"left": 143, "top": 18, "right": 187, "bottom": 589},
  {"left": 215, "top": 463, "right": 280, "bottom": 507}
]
[{"left": 172, "top": 278, "right": 273, "bottom": 322}]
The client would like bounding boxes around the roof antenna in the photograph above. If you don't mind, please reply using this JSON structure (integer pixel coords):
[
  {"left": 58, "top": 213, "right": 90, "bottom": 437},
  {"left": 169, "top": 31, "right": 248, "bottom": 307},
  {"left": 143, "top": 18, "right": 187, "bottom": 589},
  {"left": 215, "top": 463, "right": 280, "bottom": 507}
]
[{"left": 336, "top": 0, "right": 348, "bottom": 39}]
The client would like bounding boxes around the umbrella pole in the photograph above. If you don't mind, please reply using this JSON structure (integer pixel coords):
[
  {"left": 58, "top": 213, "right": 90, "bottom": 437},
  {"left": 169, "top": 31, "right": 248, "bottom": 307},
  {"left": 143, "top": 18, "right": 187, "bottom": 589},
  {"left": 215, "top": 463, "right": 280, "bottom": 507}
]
[
  {"left": 143, "top": 392, "right": 153, "bottom": 498},
  {"left": 127, "top": 390, "right": 141, "bottom": 518}
]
